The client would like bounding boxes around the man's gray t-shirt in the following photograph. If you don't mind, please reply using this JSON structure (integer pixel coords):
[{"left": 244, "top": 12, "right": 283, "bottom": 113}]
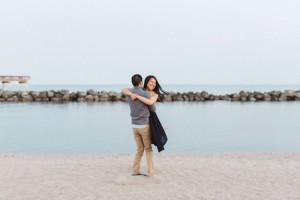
[{"left": 126, "top": 86, "right": 156, "bottom": 125}]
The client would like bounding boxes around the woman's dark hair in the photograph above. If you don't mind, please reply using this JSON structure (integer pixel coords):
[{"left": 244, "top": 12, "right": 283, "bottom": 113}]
[{"left": 143, "top": 75, "right": 168, "bottom": 102}]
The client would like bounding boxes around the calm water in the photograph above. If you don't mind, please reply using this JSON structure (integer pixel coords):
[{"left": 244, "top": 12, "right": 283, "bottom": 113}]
[
  {"left": 1, "top": 100, "right": 300, "bottom": 153},
  {"left": 7, "top": 84, "right": 300, "bottom": 94}
]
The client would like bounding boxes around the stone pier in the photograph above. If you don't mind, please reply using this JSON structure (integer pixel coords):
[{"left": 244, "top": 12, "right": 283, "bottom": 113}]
[{"left": 1, "top": 89, "right": 300, "bottom": 103}]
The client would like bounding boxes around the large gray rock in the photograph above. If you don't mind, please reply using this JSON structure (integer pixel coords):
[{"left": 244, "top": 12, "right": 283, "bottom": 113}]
[
  {"left": 164, "top": 94, "right": 172, "bottom": 101},
  {"left": 99, "top": 93, "right": 109, "bottom": 101},
  {"left": 254, "top": 92, "right": 264, "bottom": 101},
  {"left": 69, "top": 92, "right": 77, "bottom": 100},
  {"left": 77, "top": 97, "right": 85, "bottom": 102},
  {"left": 209, "top": 95, "right": 215, "bottom": 100},
  {"left": 85, "top": 95, "right": 94, "bottom": 101},
  {"left": 194, "top": 93, "right": 202, "bottom": 101},
  {"left": 269, "top": 91, "right": 281, "bottom": 97},
  {"left": 51, "top": 97, "right": 62, "bottom": 103},
  {"left": 187, "top": 92, "right": 195, "bottom": 101},
  {"left": 283, "top": 90, "right": 295, "bottom": 100},
  {"left": 114, "top": 93, "right": 122, "bottom": 101},
  {"left": 120, "top": 94, "right": 128, "bottom": 101},
  {"left": 240, "top": 97, "right": 247, "bottom": 101},
  {"left": 294, "top": 93, "right": 300, "bottom": 98},
  {"left": 1, "top": 92, "right": 9, "bottom": 99},
  {"left": 223, "top": 96, "right": 231, "bottom": 101},
  {"left": 47, "top": 91, "right": 55, "bottom": 98},
  {"left": 279, "top": 92, "right": 289, "bottom": 101},
  {"left": 8, "top": 92, "right": 18, "bottom": 98},
  {"left": 278, "top": 96, "right": 287, "bottom": 101},
  {"left": 77, "top": 92, "right": 86, "bottom": 98},
  {"left": 172, "top": 93, "right": 183, "bottom": 101},
  {"left": 39, "top": 91, "right": 48, "bottom": 98},
  {"left": 271, "top": 96, "right": 279, "bottom": 101},
  {"left": 108, "top": 92, "right": 118, "bottom": 101},
  {"left": 54, "top": 93, "right": 63, "bottom": 98},
  {"left": 31, "top": 92, "right": 40, "bottom": 100},
  {"left": 59, "top": 90, "right": 69, "bottom": 95},
  {"left": 284, "top": 90, "right": 295, "bottom": 96},
  {"left": 248, "top": 94, "right": 256, "bottom": 102},
  {"left": 94, "top": 95, "right": 100, "bottom": 101},
  {"left": 294, "top": 93, "right": 300, "bottom": 101},
  {"left": 239, "top": 91, "right": 248, "bottom": 99},
  {"left": 22, "top": 95, "right": 34, "bottom": 102},
  {"left": 218, "top": 95, "right": 224, "bottom": 100},
  {"left": 221, "top": 95, "right": 227, "bottom": 100},
  {"left": 182, "top": 94, "right": 189, "bottom": 101},
  {"left": 62, "top": 94, "right": 69, "bottom": 101},
  {"left": 87, "top": 89, "right": 95, "bottom": 95},
  {"left": 264, "top": 94, "right": 271, "bottom": 101},
  {"left": 21, "top": 91, "right": 29, "bottom": 98},
  {"left": 7, "top": 96, "right": 19, "bottom": 102},
  {"left": 200, "top": 91, "right": 209, "bottom": 100},
  {"left": 231, "top": 93, "right": 240, "bottom": 101}
]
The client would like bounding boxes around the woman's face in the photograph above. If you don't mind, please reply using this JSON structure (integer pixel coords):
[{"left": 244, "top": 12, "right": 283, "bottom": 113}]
[{"left": 146, "top": 78, "right": 156, "bottom": 91}]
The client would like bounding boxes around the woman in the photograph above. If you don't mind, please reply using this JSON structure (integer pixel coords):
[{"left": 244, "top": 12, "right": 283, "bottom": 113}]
[{"left": 122, "top": 75, "right": 168, "bottom": 152}]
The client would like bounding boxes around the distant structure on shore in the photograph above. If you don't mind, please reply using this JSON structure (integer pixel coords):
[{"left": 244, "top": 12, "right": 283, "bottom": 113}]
[{"left": 0, "top": 76, "right": 30, "bottom": 92}]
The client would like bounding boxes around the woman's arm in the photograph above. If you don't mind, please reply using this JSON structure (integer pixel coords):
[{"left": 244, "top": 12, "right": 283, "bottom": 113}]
[
  {"left": 136, "top": 93, "right": 158, "bottom": 105},
  {"left": 121, "top": 88, "right": 132, "bottom": 96}
]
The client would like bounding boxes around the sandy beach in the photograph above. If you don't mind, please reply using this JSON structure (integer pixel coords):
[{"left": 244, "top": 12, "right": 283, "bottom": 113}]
[{"left": 1, "top": 153, "right": 300, "bottom": 200}]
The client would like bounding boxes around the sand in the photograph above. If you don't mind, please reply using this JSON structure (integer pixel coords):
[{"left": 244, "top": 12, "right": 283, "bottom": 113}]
[{"left": 1, "top": 153, "right": 300, "bottom": 200}]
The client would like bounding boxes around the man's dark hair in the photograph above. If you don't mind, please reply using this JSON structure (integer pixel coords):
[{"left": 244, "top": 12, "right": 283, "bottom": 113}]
[{"left": 131, "top": 74, "right": 143, "bottom": 86}]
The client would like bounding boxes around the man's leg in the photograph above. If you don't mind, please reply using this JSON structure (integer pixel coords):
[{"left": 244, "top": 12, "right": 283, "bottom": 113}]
[
  {"left": 140, "top": 125, "right": 155, "bottom": 174},
  {"left": 132, "top": 128, "right": 144, "bottom": 174}
]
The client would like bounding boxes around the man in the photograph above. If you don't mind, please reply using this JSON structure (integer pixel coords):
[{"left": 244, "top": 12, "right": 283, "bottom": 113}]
[{"left": 122, "top": 74, "right": 156, "bottom": 176}]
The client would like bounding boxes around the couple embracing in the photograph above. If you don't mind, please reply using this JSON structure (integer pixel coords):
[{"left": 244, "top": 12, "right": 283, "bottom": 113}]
[{"left": 122, "top": 74, "right": 168, "bottom": 177}]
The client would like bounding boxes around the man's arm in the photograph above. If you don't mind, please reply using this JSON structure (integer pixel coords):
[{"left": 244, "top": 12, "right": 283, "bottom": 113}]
[{"left": 121, "top": 88, "right": 132, "bottom": 96}]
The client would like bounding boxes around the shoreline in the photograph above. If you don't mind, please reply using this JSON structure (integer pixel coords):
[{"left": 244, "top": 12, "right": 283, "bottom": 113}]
[
  {"left": 1, "top": 152, "right": 300, "bottom": 199},
  {"left": 1, "top": 89, "right": 300, "bottom": 103}
]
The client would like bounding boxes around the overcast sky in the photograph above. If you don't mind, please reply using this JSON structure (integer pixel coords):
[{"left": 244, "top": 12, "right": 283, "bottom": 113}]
[{"left": 0, "top": 0, "right": 299, "bottom": 84}]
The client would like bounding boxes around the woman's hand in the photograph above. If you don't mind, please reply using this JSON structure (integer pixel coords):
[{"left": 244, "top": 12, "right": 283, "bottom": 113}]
[{"left": 131, "top": 94, "right": 138, "bottom": 100}]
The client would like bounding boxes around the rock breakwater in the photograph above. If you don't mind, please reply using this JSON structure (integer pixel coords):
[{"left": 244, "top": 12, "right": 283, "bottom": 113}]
[{"left": 1, "top": 89, "right": 300, "bottom": 103}]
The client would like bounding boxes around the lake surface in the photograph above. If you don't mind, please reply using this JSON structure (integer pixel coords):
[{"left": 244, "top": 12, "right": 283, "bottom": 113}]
[
  {"left": 1, "top": 101, "right": 300, "bottom": 153},
  {"left": 7, "top": 84, "right": 300, "bottom": 95}
]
